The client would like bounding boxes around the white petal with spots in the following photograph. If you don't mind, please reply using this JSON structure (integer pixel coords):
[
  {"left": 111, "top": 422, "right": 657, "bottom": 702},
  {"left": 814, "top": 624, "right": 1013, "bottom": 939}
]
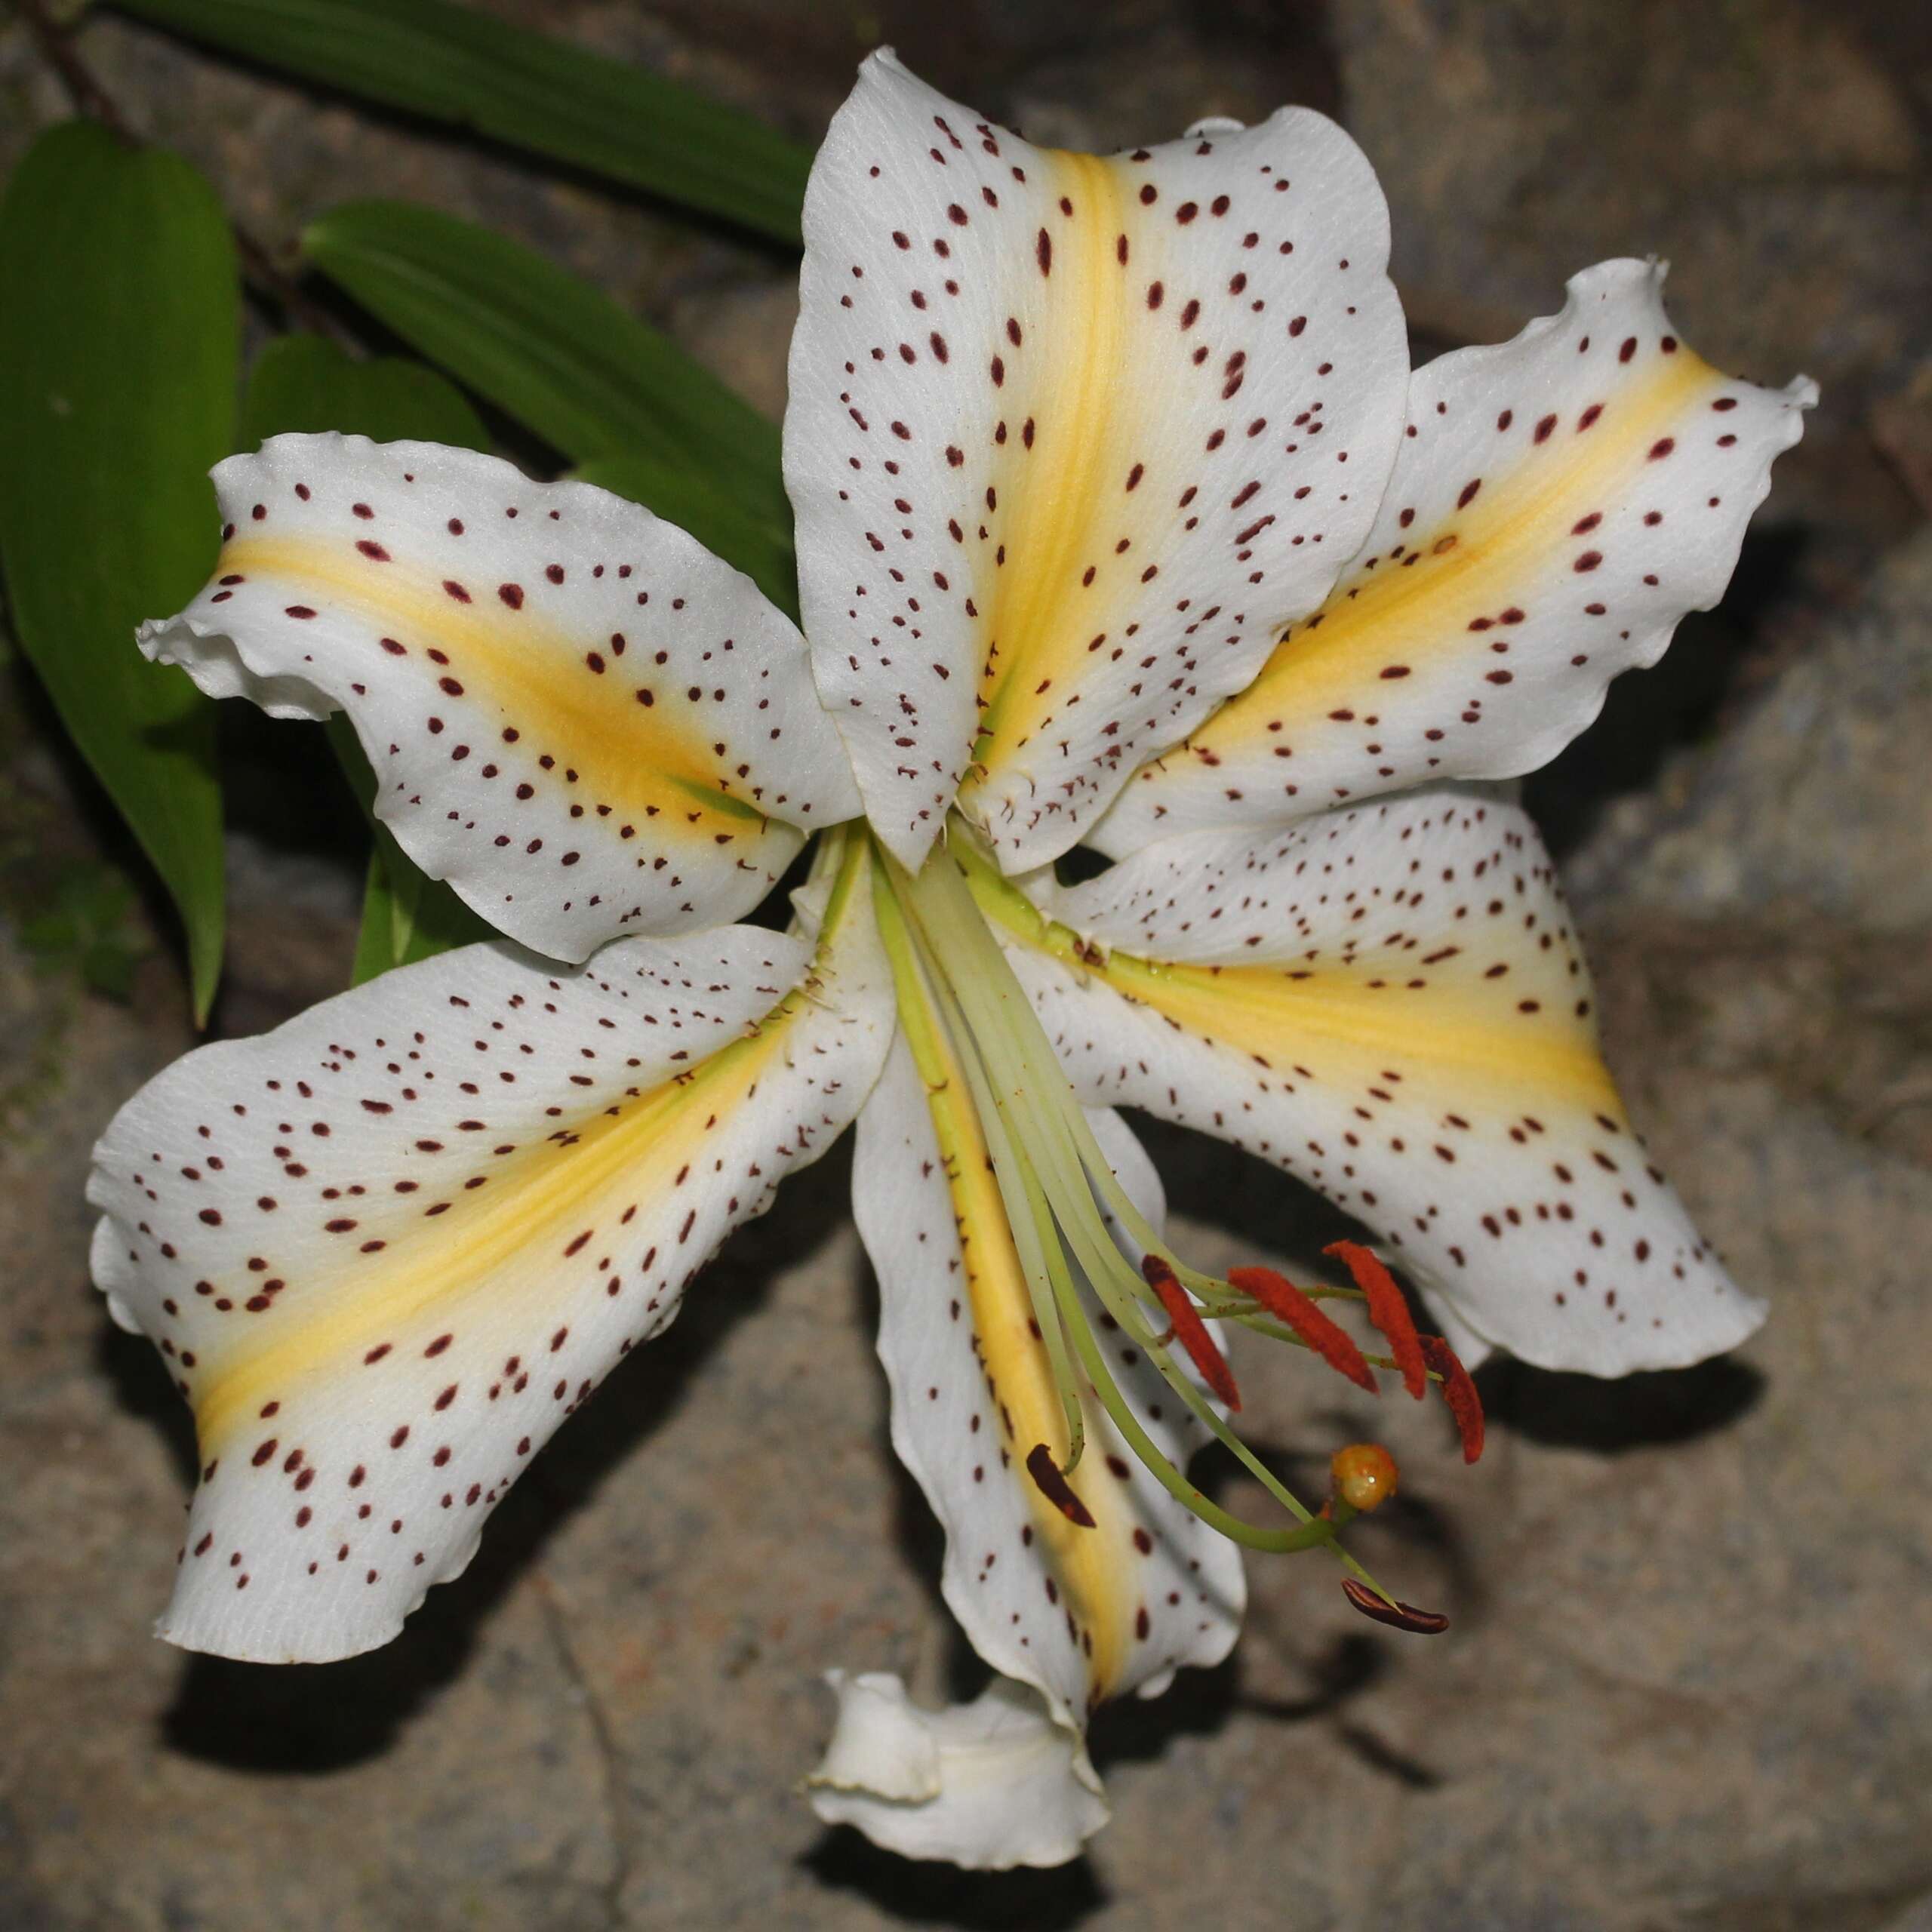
[
  {"left": 786, "top": 51, "right": 1408, "bottom": 874},
  {"left": 806, "top": 1671, "right": 1108, "bottom": 1871},
  {"left": 140, "top": 435, "right": 860, "bottom": 962},
  {"left": 851, "top": 1037, "right": 1243, "bottom": 1733},
  {"left": 88, "top": 844, "right": 889, "bottom": 1662},
  {"left": 1097, "top": 259, "right": 1814, "bottom": 850},
  {"left": 990, "top": 791, "right": 1764, "bottom": 1373}
]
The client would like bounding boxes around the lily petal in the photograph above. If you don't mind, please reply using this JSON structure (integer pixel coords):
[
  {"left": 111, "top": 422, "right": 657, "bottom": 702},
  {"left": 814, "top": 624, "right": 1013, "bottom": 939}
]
[
  {"left": 851, "top": 1031, "right": 1243, "bottom": 1734},
  {"left": 88, "top": 838, "right": 888, "bottom": 1662},
  {"left": 140, "top": 435, "right": 860, "bottom": 961},
  {"left": 1097, "top": 260, "right": 1814, "bottom": 850},
  {"left": 787, "top": 51, "right": 1408, "bottom": 874},
  {"left": 807, "top": 1671, "right": 1109, "bottom": 1871},
  {"left": 984, "top": 791, "right": 1763, "bottom": 1374}
]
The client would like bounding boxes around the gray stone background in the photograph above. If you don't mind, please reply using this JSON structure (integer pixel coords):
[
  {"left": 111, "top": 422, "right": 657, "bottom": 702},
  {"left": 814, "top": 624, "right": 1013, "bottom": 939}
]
[{"left": 2, "top": 2, "right": 1929, "bottom": 1927}]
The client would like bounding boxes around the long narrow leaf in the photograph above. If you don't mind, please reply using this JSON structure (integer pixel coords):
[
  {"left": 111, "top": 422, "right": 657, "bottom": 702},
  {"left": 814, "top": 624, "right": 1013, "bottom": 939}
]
[
  {"left": 303, "top": 201, "right": 787, "bottom": 529},
  {"left": 111, "top": 0, "right": 810, "bottom": 245},
  {"left": 0, "top": 122, "right": 235, "bottom": 1022},
  {"left": 241, "top": 332, "right": 491, "bottom": 452},
  {"left": 241, "top": 334, "right": 494, "bottom": 979}
]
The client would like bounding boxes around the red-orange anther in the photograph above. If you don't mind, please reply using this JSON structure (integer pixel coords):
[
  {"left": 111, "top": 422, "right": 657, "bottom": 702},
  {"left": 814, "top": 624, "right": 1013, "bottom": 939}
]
[
  {"left": 1326, "top": 1240, "right": 1425, "bottom": 1399},
  {"left": 1228, "top": 1264, "right": 1377, "bottom": 1392},
  {"left": 1418, "top": 1333, "right": 1485, "bottom": 1463},
  {"left": 1142, "top": 1254, "right": 1241, "bottom": 1412}
]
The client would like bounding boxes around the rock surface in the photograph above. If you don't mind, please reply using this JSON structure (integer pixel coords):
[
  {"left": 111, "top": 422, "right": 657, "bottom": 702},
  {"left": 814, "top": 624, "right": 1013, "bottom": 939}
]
[{"left": 2, "top": 2, "right": 1929, "bottom": 1928}]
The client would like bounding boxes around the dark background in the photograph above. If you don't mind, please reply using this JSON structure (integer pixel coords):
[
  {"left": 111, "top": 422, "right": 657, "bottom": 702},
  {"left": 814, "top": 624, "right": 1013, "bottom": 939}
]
[{"left": 1, "top": 3, "right": 1928, "bottom": 1927}]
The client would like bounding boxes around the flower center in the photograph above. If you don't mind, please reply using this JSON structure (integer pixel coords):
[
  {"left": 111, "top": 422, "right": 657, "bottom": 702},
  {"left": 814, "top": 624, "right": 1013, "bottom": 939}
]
[{"left": 871, "top": 821, "right": 1481, "bottom": 1616}]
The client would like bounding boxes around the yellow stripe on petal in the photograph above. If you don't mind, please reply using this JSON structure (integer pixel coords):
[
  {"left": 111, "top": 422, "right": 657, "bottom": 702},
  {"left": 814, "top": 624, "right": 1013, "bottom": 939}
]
[
  {"left": 789, "top": 54, "right": 1407, "bottom": 872},
  {"left": 218, "top": 534, "right": 772, "bottom": 837},
  {"left": 887, "top": 888, "right": 1140, "bottom": 1702},
  {"left": 964, "top": 151, "right": 1124, "bottom": 776},
  {"left": 1195, "top": 349, "right": 1714, "bottom": 741},
  {"left": 192, "top": 1039, "right": 754, "bottom": 1452},
  {"left": 190, "top": 841, "right": 870, "bottom": 1454},
  {"left": 144, "top": 435, "right": 858, "bottom": 960},
  {"left": 968, "top": 845, "right": 1621, "bottom": 1122},
  {"left": 1097, "top": 953, "right": 1621, "bottom": 1114},
  {"left": 981, "top": 794, "right": 1764, "bottom": 1379},
  {"left": 1099, "top": 259, "right": 1814, "bottom": 850},
  {"left": 88, "top": 834, "right": 891, "bottom": 1661}
]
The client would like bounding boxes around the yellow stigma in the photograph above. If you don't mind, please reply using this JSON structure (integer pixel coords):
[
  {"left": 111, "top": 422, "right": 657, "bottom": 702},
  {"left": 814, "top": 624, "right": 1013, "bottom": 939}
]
[{"left": 1331, "top": 1442, "right": 1400, "bottom": 1513}]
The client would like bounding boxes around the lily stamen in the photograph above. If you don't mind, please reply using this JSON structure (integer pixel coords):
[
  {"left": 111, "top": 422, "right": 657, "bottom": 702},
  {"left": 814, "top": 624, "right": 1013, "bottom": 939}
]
[
  {"left": 1342, "top": 1578, "right": 1452, "bottom": 1636},
  {"left": 1419, "top": 1335, "right": 1486, "bottom": 1463},
  {"left": 1141, "top": 1254, "right": 1241, "bottom": 1412},
  {"left": 1025, "top": 1444, "right": 1097, "bottom": 1528},
  {"left": 1228, "top": 1264, "right": 1377, "bottom": 1393},
  {"left": 875, "top": 823, "right": 1482, "bottom": 1608},
  {"left": 1330, "top": 1239, "right": 1428, "bottom": 1400}
]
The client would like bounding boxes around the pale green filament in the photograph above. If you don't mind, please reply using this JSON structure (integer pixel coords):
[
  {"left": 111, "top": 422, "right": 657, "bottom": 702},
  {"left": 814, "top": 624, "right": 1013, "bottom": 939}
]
[
  {"left": 872, "top": 872, "right": 1088, "bottom": 1468},
  {"left": 874, "top": 823, "right": 1408, "bottom": 1591}
]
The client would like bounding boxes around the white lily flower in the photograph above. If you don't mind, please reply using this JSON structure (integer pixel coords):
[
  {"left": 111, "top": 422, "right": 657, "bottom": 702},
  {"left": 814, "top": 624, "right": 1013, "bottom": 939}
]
[{"left": 89, "top": 50, "right": 1813, "bottom": 1872}]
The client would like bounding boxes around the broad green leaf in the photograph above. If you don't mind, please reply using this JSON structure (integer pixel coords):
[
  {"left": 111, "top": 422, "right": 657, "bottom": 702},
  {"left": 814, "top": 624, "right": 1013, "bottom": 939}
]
[
  {"left": 0, "top": 122, "right": 235, "bottom": 1023},
  {"left": 574, "top": 450, "right": 796, "bottom": 619},
  {"left": 240, "top": 334, "right": 495, "bottom": 980},
  {"left": 240, "top": 332, "right": 490, "bottom": 451},
  {"left": 111, "top": 0, "right": 810, "bottom": 245},
  {"left": 303, "top": 201, "right": 787, "bottom": 531}
]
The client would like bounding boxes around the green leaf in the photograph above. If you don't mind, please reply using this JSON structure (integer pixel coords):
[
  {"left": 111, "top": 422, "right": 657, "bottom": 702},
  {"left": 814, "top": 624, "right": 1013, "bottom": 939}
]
[
  {"left": 574, "top": 450, "right": 796, "bottom": 619},
  {"left": 303, "top": 201, "right": 787, "bottom": 531},
  {"left": 0, "top": 121, "right": 236, "bottom": 1023},
  {"left": 239, "top": 334, "right": 496, "bottom": 980},
  {"left": 240, "top": 332, "right": 490, "bottom": 451},
  {"left": 111, "top": 0, "right": 810, "bottom": 245},
  {"left": 365, "top": 833, "right": 496, "bottom": 972}
]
